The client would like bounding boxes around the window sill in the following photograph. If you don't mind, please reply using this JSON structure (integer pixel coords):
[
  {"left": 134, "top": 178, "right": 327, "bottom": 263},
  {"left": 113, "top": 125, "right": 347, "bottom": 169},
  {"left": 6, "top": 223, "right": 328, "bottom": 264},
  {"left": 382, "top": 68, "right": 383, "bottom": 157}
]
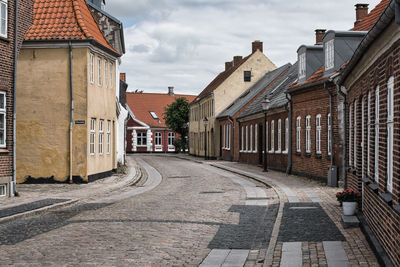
[
  {"left": 282, "top": 151, "right": 288, "bottom": 154},
  {"left": 347, "top": 167, "right": 356, "bottom": 175},
  {"left": 368, "top": 183, "right": 379, "bottom": 193},
  {"left": 393, "top": 205, "right": 400, "bottom": 216},
  {"left": 0, "top": 149, "right": 9, "bottom": 153},
  {"left": 0, "top": 36, "right": 9, "bottom": 42},
  {"left": 276, "top": 150, "right": 281, "bottom": 154},
  {"left": 268, "top": 150, "right": 274, "bottom": 154},
  {"left": 305, "top": 153, "right": 311, "bottom": 158},
  {"left": 326, "top": 155, "right": 332, "bottom": 160},
  {"left": 380, "top": 192, "right": 393, "bottom": 206},
  {"left": 295, "top": 151, "right": 301, "bottom": 156},
  {"left": 315, "top": 154, "right": 322, "bottom": 159},
  {"left": 362, "top": 177, "right": 371, "bottom": 184}
]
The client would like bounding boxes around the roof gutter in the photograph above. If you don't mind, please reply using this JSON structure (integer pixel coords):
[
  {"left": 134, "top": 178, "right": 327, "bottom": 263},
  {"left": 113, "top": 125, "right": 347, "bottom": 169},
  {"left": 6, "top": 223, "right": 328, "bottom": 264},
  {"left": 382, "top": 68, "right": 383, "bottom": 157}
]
[{"left": 287, "top": 78, "right": 326, "bottom": 94}]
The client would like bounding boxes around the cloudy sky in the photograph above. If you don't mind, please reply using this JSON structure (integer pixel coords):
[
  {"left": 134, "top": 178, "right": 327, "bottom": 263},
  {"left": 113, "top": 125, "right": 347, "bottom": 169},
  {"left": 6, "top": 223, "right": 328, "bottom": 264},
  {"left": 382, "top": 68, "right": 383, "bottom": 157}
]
[{"left": 106, "top": 0, "right": 381, "bottom": 95}]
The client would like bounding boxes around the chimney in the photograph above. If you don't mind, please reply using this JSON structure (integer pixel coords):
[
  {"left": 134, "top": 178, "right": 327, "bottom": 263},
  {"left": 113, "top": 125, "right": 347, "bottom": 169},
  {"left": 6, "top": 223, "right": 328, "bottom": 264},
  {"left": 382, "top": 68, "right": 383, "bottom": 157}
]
[
  {"left": 225, "top": 61, "right": 233, "bottom": 71},
  {"left": 233, "top": 56, "right": 243, "bottom": 66},
  {"left": 315, "top": 29, "right": 326, "bottom": 45},
  {"left": 120, "top": 73, "right": 126, "bottom": 82},
  {"left": 355, "top": 4, "right": 369, "bottom": 26},
  {"left": 252, "top": 40, "right": 263, "bottom": 53},
  {"left": 168, "top": 86, "right": 174, "bottom": 96}
]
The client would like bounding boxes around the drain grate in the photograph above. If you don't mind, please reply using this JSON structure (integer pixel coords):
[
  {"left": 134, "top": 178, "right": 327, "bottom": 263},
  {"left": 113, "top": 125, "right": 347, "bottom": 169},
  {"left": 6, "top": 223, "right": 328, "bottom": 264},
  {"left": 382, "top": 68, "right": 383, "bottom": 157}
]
[
  {"left": 289, "top": 207, "right": 318, "bottom": 210},
  {"left": 246, "top": 197, "right": 273, "bottom": 200},
  {"left": 200, "top": 191, "right": 225, "bottom": 194},
  {"left": 168, "top": 176, "right": 191, "bottom": 179}
]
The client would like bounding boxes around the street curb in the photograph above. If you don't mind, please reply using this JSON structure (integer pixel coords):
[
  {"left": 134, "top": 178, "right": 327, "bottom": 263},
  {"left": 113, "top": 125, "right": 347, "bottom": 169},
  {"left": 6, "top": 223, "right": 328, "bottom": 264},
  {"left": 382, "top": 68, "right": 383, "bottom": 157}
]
[{"left": 173, "top": 155, "right": 204, "bottom": 164}]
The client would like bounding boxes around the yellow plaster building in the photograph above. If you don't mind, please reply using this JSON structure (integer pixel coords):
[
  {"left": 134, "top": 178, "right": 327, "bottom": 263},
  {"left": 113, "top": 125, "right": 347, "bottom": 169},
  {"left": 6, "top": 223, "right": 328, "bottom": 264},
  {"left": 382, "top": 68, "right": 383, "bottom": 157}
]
[
  {"left": 16, "top": 0, "right": 122, "bottom": 183},
  {"left": 189, "top": 41, "right": 276, "bottom": 158}
]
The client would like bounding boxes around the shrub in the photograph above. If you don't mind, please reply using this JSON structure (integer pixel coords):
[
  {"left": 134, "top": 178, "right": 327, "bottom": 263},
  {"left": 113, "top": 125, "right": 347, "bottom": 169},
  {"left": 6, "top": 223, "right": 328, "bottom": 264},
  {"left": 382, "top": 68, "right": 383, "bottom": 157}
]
[{"left": 336, "top": 189, "right": 361, "bottom": 203}]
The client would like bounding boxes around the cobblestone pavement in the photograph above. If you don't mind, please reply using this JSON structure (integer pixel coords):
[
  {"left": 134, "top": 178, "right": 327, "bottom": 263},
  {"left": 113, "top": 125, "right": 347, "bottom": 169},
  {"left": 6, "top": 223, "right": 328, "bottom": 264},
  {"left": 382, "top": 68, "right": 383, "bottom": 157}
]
[{"left": 0, "top": 155, "right": 277, "bottom": 266}]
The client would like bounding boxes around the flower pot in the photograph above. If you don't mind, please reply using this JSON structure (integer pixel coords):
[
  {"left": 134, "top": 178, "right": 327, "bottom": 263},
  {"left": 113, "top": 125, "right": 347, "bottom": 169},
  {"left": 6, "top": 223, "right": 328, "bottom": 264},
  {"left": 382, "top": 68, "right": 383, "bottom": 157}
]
[{"left": 342, "top": 201, "right": 357, "bottom": 216}]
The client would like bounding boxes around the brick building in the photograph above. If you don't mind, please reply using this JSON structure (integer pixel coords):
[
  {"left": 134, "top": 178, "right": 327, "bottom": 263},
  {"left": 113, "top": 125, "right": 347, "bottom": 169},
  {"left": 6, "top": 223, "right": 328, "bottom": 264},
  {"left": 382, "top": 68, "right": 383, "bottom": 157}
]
[
  {"left": 338, "top": 0, "right": 399, "bottom": 265},
  {"left": 0, "top": 0, "right": 33, "bottom": 196},
  {"left": 126, "top": 88, "right": 196, "bottom": 153}
]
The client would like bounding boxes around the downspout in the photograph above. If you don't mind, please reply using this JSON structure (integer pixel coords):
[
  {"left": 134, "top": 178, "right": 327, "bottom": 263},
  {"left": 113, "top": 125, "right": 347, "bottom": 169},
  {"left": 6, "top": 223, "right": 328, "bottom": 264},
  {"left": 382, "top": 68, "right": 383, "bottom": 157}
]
[
  {"left": 12, "top": 0, "right": 19, "bottom": 196},
  {"left": 337, "top": 85, "right": 348, "bottom": 189},
  {"left": 285, "top": 93, "right": 292, "bottom": 174},
  {"left": 227, "top": 116, "right": 234, "bottom": 161},
  {"left": 323, "top": 81, "right": 334, "bottom": 167},
  {"left": 69, "top": 41, "right": 74, "bottom": 183}
]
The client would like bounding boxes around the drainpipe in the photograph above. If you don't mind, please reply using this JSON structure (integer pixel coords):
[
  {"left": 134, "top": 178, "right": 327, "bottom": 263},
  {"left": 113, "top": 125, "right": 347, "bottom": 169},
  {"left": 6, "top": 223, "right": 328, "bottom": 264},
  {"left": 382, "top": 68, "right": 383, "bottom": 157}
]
[
  {"left": 324, "top": 81, "right": 334, "bottom": 167},
  {"left": 69, "top": 41, "right": 74, "bottom": 184},
  {"left": 285, "top": 93, "right": 292, "bottom": 174},
  {"left": 337, "top": 85, "right": 348, "bottom": 189},
  {"left": 12, "top": 0, "right": 19, "bottom": 196},
  {"left": 228, "top": 116, "right": 234, "bottom": 161}
]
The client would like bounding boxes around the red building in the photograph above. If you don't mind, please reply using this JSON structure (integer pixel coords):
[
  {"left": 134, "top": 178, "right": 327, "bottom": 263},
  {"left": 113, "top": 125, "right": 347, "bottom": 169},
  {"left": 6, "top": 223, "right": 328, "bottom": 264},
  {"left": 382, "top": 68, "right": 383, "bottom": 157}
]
[
  {"left": 0, "top": 0, "right": 32, "bottom": 196},
  {"left": 126, "top": 87, "right": 196, "bottom": 153}
]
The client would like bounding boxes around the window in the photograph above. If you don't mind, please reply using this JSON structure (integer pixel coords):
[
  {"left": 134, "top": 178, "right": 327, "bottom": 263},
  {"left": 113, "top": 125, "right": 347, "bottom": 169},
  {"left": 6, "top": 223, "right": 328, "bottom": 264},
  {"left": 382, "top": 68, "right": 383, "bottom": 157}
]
[
  {"left": 284, "top": 118, "right": 289, "bottom": 153},
  {"left": 149, "top": 111, "right": 158, "bottom": 119},
  {"left": 250, "top": 125, "right": 253, "bottom": 152},
  {"left": 155, "top": 132, "right": 162, "bottom": 146},
  {"left": 90, "top": 118, "right": 95, "bottom": 155},
  {"left": 227, "top": 125, "right": 231, "bottom": 150},
  {"left": 387, "top": 77, "right": 394, "bottom": 193},
  {"left": 137, "top": 132, "right": 147, "bottom": 146},
  {"left": 0, "top": 0, "right": 7, "bottom": 38},
  {"left": 244, "top": 71, "right": 251, "bottom": 82},
  {"left": 245, "top": 126, "right": 248, "bottom": 151},
  {"left": 99, "top": 120, "right": 104, "bottom": 154},
  {"left": 316, "top": 115, "right": 321, "bottom": 154},
  {"left": 324, "top": 40, "right": 334, "bottom": 70},
  {"left": 327, "top": 113, "right": 332, "bottom": 156},
  {"left": 90, "top": 53, "right": 94, "bottom": 84},
  {"left": 223, "top": 125, "right": 226, "bottom": 149},
  {"left": 353, "top": 100, "right": 357, "bottom": 168},
  {"left": 270, "top": 120, "right": 275, "bottom": 152},
  {"left": 97, "top": 57, "right": 102, "bottom": 86},
  {"left": 306, "top": 115, "right": 311, "bottom": 153},
  {"left": 277, "top": 119, "right": 281, "bottom": 152},
  {"left": 0, "top": 184, "right": 5, "bottom": 196},
  {"left": 361, "top": 98, "right": 365, "bottom": 178},
  {"left": 374, "top": 87, "right": 379, "bottom": 183},
  {"left": 0, "top": 92, "right": 5, "bottom": 148},
  {"left": 106, "top": 120, "right": 111, "bottom": 154},
  {"left": 241, "top": 126, "right": 244, "bottom": 151},
  {"left": 367, "top": 92, "right": 371, "bottom": 177},
  {"left": 168, "top": 132, "right": 175, "bottom": 146},
  {"left": 104, "top": 60, "right": 108, "bottom": 88},
  {"left": 109, "top": 62, "right": 113, "bottom": 88},
  {"left": 296, "top": 117, "right": 301, "bottom": 152},
  {"left": 299, "top": 53, "right": 306, "bottom": 79},
  {"left": 349, "top": 104, "right": 352, "bottom": 166},
  {"left": 254, "top": 124, "right": 258, "bottom": 153}
]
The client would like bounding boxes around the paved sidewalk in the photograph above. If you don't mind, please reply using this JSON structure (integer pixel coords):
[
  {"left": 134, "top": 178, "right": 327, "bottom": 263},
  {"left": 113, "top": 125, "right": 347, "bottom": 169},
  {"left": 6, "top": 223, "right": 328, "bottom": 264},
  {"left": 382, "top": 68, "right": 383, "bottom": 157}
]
[
  {"left": 0, "top": 156, "right": 142, "bottom": 223},
  {"left": 174, "top": 154, "right": 379, "bottom": 267}
]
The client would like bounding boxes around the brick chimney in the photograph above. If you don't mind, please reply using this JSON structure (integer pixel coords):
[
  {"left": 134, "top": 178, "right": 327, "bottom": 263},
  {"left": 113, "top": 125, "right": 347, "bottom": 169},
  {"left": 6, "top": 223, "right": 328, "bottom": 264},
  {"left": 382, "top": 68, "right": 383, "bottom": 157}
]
[
  {"left": 315, "top": 29, "right": 326, "bottom": 45},
  {"left": 120, "top": 73, "right": 126, "bottom": 82},
  {"left": 225, "top": 61, "right": 233, "bottom": 71},
  {"left": 252, "top": 40, "right": 263, "bottom": 53},
  {"left": 233, "top": 56, "right": 243, "bottom": 66},
  {"left": 168, "top": 86, "right": 174, "bottom": 96},
  {"left": 355, "top": 4, "right": 369, "bottom": 27}
]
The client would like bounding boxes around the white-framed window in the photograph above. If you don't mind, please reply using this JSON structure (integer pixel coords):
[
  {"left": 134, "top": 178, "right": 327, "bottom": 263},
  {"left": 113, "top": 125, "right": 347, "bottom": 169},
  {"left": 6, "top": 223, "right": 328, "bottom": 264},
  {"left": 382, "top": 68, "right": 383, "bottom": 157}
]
[
  {"left": 155, "top": 132, "right": 162, "bottom": 146},
  {"left": 374, "top": 86, "right": 379, "bottom": 183},
  {"left": 299, "top": 53, "right": 306, "bottom": 79},
  {"left": 327, "top": 113, "right": 332, "bottom": 156},
  {"left": 109, "top": 62, "right": 113, "bottom": 88},
  {"left": 137, "top": 132, "right": 147, "bottom": 146},
  {"left": 277, "top": 119, "right": 281, "bottom": 152},
  {"left": 387, "top": 76, "right": 394, "bottom": 193},
  {"left": 361, "top": 97, "right": 365, "bottom": 178},
  {"left": 254, "top": 124, "right": 258, "bottom": 153},
  {"left": 270, "top": 120, "right": 275, "bottom": 152},
  {"left": 99, "top": 119, "right": 104, "bottom": 155},
  {"left": 250, "top": 125, "right": 253, "bottom": 152},
  {"left": 104, "top": 59, "right": 108, "bottom": 88},
  {"left": 367, "top": 92, "right": 371, "bottom": 177},
  {"left": 245, "top": 126, "right": 248, "bottom": 151},
  {"left": 324, "top": 40, "right": 334, "bottom": 70},
  {"left": 349, "top": 104, "right": 352, "bottom": 166},
  {"left": 0, "top": 92, "right": 6, "bottom": 148},
  {"left": 90, "top": 53, "right": 94, "bottom": 84},
  {"left": 90, "top": 118, "right": 95, "bottom": 155},
  {"left": 0, "top": 0, "right": 7, "bottom": 38},
  {"left": 296, "top": 116, "right": 301, "bottom": 152},
  {"left": 222, "top": 125, "right": 226, "bottom": 149},
  {"left": 306, "top": 115, "right": 311, "bottom": 153},
  {"left": 241, "top": 126, "right": 244, "bottom": 151},
  {"left": 353, "top": 100, "right": 357, "bottom": 168},
  {"left": 228, "top": 125, "right": 231, "bottom": 150},
  {"left": 0, "top": 184, "right": 5, "bottom": 197},
  {"left": 168, "top": 132, "right": 175, "bottom": 146},
  {"left": 97, "top": 57, "right": 102, "bottom": 86},
  {"left": 265, "top": 121, "right": 268, "bottom": 152},
  {"left": 316, "top": 114, "right": 321, "bottom": 154},
  {"left": 284, "top": 118, "right": 289, "bottom": 153},
  {"left": 106, "top": 120, "right": 111, "bottom": 154}
]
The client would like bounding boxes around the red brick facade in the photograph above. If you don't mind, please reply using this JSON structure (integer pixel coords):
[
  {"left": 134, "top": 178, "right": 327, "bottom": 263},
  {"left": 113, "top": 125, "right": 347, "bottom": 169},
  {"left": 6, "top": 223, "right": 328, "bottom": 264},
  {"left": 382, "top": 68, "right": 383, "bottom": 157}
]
[{"left": 0, "top": 0, "right": 32, "bottom": 196}]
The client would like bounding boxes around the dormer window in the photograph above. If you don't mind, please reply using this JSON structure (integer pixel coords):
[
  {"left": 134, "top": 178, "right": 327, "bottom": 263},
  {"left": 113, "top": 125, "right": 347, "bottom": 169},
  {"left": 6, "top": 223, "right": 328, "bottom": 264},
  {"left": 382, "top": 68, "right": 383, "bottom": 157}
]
[
  {"left": 149, "top": 111, "right": 158, "bottom": 119},
  {"left": 299, "top": 53, "right": 306, "bottom": 79},
  {"left": 244, "top": 71, "right": 251, "bottom": 82},
  {"left": 325, "top": 40, "right": 334, "bottom": 70}
]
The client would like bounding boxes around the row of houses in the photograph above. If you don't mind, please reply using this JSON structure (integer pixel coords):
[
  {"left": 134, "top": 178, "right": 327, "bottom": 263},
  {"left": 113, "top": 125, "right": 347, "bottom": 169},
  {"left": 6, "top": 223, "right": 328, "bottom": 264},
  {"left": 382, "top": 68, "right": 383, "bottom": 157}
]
[
  {"left": 0, "top": 0, "right": 130, "bottom": 196},
  {"left": 189, "top": 0, "right": 400, "bottom": 265}
]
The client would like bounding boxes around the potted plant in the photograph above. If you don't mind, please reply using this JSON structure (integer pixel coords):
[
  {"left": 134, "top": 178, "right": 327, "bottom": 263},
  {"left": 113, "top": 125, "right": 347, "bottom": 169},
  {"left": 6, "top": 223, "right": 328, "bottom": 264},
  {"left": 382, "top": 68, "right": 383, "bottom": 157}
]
[{"left": 336, "top": 189, "right": 361, "bottom": 216}]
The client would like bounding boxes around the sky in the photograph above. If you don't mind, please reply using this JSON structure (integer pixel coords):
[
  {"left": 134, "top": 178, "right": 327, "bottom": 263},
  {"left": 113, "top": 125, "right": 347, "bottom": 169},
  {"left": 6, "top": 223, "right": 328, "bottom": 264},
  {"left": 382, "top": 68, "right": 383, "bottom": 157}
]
[{"left": 105, "top": 0, "right": 381, "bottom": 95}]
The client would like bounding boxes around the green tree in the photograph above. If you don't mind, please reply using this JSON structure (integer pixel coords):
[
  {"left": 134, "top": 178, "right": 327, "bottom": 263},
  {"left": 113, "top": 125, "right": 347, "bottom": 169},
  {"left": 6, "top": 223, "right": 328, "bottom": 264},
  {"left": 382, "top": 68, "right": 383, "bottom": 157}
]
[{"left": 163, "top": 97, "right": 190, "bottom": 152}]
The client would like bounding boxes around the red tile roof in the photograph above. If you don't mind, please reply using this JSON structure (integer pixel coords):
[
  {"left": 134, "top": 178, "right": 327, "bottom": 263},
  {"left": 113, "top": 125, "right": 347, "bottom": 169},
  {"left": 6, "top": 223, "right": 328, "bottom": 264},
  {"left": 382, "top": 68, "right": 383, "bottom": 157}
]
[
  {"left": 126, "top": 93, "right": 196, "bottom": 128},
  {"left": 194, "top": 55, "right": 250, "bottom": 102},
  {"left": 352, "top": 0, "right": 390, "bottom": 31},
  {"left": 25, "top": 0, "right": 119, "bottom": 55}
]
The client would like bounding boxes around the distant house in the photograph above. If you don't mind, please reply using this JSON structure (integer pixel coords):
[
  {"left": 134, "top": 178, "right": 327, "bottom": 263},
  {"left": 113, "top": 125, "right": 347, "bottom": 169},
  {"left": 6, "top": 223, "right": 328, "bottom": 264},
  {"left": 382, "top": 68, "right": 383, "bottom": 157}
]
[
  {"left": 126, "top": 87, "right": 196, "bottom": 153},
  {"left": 16, "top": 0, "right": 123, "bottom": 183},
  {"left": 189, "top": 41, "right": 276, "bottom": 159},
  {"left": 0, "top": 0, "right": 33, "bottom": 196}
]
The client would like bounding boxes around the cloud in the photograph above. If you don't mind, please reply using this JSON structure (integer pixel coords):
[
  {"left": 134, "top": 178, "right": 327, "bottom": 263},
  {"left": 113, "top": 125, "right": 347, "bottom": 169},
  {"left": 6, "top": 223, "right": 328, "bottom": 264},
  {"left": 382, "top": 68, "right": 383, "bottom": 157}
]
[{"left": 106, "top": 0, "right": 381, "bottom": 95}]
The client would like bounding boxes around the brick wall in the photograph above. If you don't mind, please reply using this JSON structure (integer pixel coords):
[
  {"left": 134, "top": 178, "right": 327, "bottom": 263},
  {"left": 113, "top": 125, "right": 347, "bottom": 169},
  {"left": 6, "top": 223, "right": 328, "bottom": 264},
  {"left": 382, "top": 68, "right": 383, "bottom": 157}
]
[{"left": 346, "top": 38, "right": 400, "bottom": 266}]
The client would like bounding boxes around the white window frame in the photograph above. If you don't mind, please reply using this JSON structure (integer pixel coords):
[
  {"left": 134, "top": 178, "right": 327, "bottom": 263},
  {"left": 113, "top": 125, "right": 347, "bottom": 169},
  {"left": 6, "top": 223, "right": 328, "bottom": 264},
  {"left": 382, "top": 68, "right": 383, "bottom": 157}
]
[
  {"left": 222, "top": 125, "right": 226, "bottom": 149},
  {"left": 299, "top": 53, "right": 306, "bottom": 79},
  {"left": 97, "top": 57, "right": 102, "bottom": 86},
  {"left": 284, "top": 118, "right": 289, "bottom": 154},
  {"left": 387, "top": 76, "right": 394, "bottom": 193},
  {"left": 296, "top": 117, "right": 301, "bottom": 152},
  {"left": 155, "top": 132, "right": 162, "bottom": 146},
  {"left": 228, "top": 125, "right": 231, "bottom": 150},
  {"left": 137, "top": 132, "right": 147, "bottom": 147},
  {"left": 0, "top": 184, "right": 5, "bottom": 196},
  {"left": 109, "top": 62, "right": 113, "bottom": 88},
  {"left": 106, "top": 120, "right": 111, "bottom": 154},
  {"left": 99, "top": 119, "right": 104, "bottom": 155},
  {"left": 168, "top": 132, "right": 175, "bottom": 146},
  {"left": 277, "top": 119, "right": 281, "bottom": 153},
  {"left": 306, "top": 115, "right": 311, "bottom": 153},
  {"left": 254, "top": 124, "right": 258, "bottom": 153},
  {"left": 245, "top": 126, "right": 248, "bottom": 152},
  {"left": 104, "top": 59, "right": 108, "bottom": 88},
  {"left": 90, "top": 118, "right": 95, "bottom": 155},
  {"left": 353, "top": 100, "right": 357, "bottom": 168},
  {"left": 90, "top": 53, "right": 94, "bottom": 84},
  {"left": 324, "top": 40, "right": 334, "bottom": 70},
  {"left": 327, "top": 113, "right": 332, "bottom": 156},
  {"left": 367, "top": 92, "right": 371, "bottom": 177},
  {"left": 0, "top": 0, "right": 8, "bottom": 38},
  {"left": 250, "top": 125, "right": 253, "bottom": 152},
  {"left": 241, "top": 126, "right": 244, "bottom": 152},
  {"left": 270, "top": 120, "right": 275, "bottom": 153},
  {"left": 316, "top": 115, "right": 321, "bottom": 154},
  {"left": 265, "top": 121, "right": 268, "bottom": 153},
  {"left": 349, "top": 104, "right": 352, "bottom": 166},
  {"left": 375, "top": 86, "right": 379, "bottom": 183},
  {"left": 0, "top": 92, "right": 6, "bottom": 148}
]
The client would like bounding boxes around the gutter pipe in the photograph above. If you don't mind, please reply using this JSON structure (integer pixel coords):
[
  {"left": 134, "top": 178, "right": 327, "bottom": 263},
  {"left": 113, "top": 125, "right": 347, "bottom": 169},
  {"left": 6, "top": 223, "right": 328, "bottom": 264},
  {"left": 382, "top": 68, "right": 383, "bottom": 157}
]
[
  {"left": 12, "top": 0, "right": 19, "bottom": 196},
  {"left": 337, "top": 84, "right": 348, "bottom": 189},
  {"left": 69, "top": 41, "right": 74, "bottom": 183},
  {"left": 323, "top": 81, "right": 334, "bottom": 167},
  {"left": 285, "top": 93, "right": 292, "bottom": 174}
]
